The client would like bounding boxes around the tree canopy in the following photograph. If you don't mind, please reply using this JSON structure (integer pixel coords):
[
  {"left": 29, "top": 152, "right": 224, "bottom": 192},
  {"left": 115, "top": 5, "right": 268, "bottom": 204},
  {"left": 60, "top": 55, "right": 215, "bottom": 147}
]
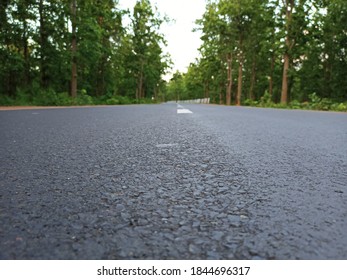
[
  {"left": 0, "top": 0, "right": 170, "bottom": 105},
  {"left": 1, "top": 0, "right": 346, "bottom": 109},
  {"left": 166, "top": 0, "right": 347, "bottom": 108}
]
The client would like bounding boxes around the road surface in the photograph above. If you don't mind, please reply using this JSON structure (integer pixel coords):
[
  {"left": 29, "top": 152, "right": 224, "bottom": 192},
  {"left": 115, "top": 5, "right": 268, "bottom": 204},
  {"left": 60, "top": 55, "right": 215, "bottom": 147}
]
[{"left": 0, "top": 104, "right": 346, "bottom": 259}]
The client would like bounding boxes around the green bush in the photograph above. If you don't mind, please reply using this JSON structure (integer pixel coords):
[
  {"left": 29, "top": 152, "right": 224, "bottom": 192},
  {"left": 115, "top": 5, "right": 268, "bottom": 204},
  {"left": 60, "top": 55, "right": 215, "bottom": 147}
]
[
  {"left": 289, "top": 100, "right": 301, "bottom": 109},
  {"left": 272, "top": 103, "right": 288, "bottom": 109},
  {"left": 2, "top": 88, "right": 345, "bottom": 112},
  {"left": 0, "top": 95, "right": 15, "bottom": 106},
  {"left": 106, "top": 97, "right": 120, "bottom": 105},
  {"left": 56, "top": 92, "right": 72, "bottom": 106},
  {"left": 308, "top": 92, "right": 321, "bottom": 110},
  {"left": 300, "top": 101, "right": 310, "bottom": 110},
  {"left": 243, "top": 99, "right": 258, "bottom": 106},
  {"left": 330, "top": 102, "right": 347, "bottom": 112},
  {"left": 139, "top": 97, "right": 157, "bottom": 104},
  {"left": 14, "top": 88, "right": 33, "bottom": 105},
  {"left": 259, "top": 91, "right": 274, "bottom": 107},
  {"left": 308, "top": 92, "right": 321, "bottom": 104},
  {"left": 106, "top": 96, "right": 142, "bottom": 105},
  {"left": 118, "top": 96, "right": 132, "bottom": 104},
  {"left": 307, "top": 93, "right": 334, "bottom": 111},
  {"left": 32, "top": 89, "right": 59, "bottom": 106},
  {"left": 75, "top": 90, "right": 93, "bottom": 105},
  {"left": 30, "top": 89, "right": 92, "bottom": 106},
  {"left": 320, "top": 98, "right": 333, "bottom": 111}
]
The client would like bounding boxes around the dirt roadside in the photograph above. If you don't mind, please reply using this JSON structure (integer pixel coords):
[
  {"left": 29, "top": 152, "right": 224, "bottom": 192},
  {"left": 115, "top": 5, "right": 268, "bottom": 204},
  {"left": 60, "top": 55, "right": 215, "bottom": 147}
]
[{"left": 0, "top": 105, "right": 111, "bottom": 111}]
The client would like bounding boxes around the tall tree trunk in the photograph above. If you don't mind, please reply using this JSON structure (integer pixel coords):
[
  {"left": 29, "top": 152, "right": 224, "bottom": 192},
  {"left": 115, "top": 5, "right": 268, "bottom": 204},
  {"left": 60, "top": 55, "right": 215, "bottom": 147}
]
[
  {"left": 23, "top": 19, "right": 30, "bottom": 87},
  {"left": 226, "top": 52, "right": 233, "bottom": 105},
  {"left": 269, "top": 52, "right": 275, "bottom": 99},
  {"left": 249, "top": 59, "right": 256, "bottom": 101},
  {"left": 7, "top": 69, "right": 16, "bottom": 97},
  {"left": 18, "top": 0, "right": 30, "bottom": 89},
  {"left": 140, "top": 68, "right": 144, "bottom": 98},
  {"left": 281, "top": 0, "right": 294, "bottom": 104},
  {"left": 96, "top": 11, "right": 110, "bottom": 97},
  {"left": 23, "top": 41, "right": 29, "bottom": 87},
  {"left": 237, "top": 60, "right": 242, "bottom": 106},
  {"left": 219, "top": 82, "right": 223, "bottom": 105},
  {"left": 236, "top": 35, "right": 243, "bottom": 106},
  {"left": 138, "top": 60, "right": 144, "bottom": 99},
  {"left": 96, "top": 55, "right": 107, "bottom": 96},
  {"left": 281, "top": 52, "right": 290, "bottom": 104},
  {"left": 70, "top": 0, "right": 77, "bottom": 98},
  {"left": 154, "top": 85, "right": 158, "bottom": 101},
  {"left": 323, "top": 57, "right": 332, "bottom": 99},
  {"left": 39, "top": 0, "right": 49, "bottom": 88},
  {"left": 204, "top": 81, "right": 209, "bottom": 99}
]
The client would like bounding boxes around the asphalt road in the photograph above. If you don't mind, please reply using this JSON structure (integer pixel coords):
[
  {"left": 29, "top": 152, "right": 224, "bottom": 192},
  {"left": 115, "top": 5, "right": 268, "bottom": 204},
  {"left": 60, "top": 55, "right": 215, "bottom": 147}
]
[{"left": 0, "top": 104, "right": 346, "bottom": 259}]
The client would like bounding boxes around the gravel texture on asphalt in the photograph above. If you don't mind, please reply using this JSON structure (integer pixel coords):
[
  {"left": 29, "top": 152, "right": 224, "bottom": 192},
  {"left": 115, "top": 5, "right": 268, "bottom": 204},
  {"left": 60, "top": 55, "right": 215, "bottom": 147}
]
[{"left": 0, "top": 104, "right": 346, "bottom": 259}]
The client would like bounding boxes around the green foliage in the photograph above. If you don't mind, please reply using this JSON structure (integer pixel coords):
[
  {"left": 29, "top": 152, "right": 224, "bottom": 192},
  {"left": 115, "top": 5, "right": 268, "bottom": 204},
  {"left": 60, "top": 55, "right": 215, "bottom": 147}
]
[
  {"left": 114, "top": 0, "right": 171, "bottom": 100},
  {"left": 308, "top": 93, "right": 321, "bottom": 104},
  {"left": 0, "top": 90, "right": 158, "bottom": 106},
  {"left": 308, "top": 93, "right": 333, "bottom": 111},
  {"left": 259, "top": 91, "right": 274, "bottom": 107},
  {"left": 0, "top": 0, "right": 169, "bottom": 104},
  {"left": 32, "top": 90, "right": 71, "bottom": 106},
  {"left": 240, "top": 91, "right": 347, "bottom": 112},
  {"left": 289, "top": 100, "right": 302, "bottom": 109},
  {"left": 0, "top": 95, "right": 14, "bottom": 106},
  {"left": 14, "top": 88, "right": 33, "bottom": 106},
  {"left": 330, "top": 103, "right": 347, "bottom": 112},
  {"left": 74, "top": 90, "right": 93, "bottom": 106},
  {"left": 106, "top": 97, "right": 121, "bottom": 105},
  {"left": 181, "top": 0, "right": 347, "bottom": 107},
  {"left": 247, "top": 93, "right": 347, "bottom": 112},
  {"left": 166, "top": 71, "right": 186, "bottom": 101},
  {"left": 106, "top": 96, "right": 136, "bottom": 105},
  {"left": 243, "top": 99, "right": 258, "bottom": 107},
  {"left": 1, "top": 0, "right": 345, "bottom": 110}
]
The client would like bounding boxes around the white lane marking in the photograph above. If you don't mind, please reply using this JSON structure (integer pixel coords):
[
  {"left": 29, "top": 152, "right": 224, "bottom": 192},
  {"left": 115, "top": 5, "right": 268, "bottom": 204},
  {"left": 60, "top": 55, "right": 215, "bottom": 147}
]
[
  {"left": 177, "top": 109, "right": 193, "bottom": 114},
  {"left": 177, "top": 104, "right": 193, "bottom": 114}
]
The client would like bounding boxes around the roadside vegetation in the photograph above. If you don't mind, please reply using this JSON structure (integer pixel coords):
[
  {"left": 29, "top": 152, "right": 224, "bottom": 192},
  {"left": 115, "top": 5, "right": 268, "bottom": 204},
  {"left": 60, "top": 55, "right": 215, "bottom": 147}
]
[
  {"left": 0, "top": 0, "right": 169, "bottom": 106},
  {"left": 243, "top": 93, "right": 347, "bottom": 112},
  {"left": 166, "top": 0, "right": 347, "bottom": 112},
  {"left": 0, "top": 89, "right": 157, "bottom": 106},
  {"left": 1, "top": 0, "right": 346, "bottom": 112}
]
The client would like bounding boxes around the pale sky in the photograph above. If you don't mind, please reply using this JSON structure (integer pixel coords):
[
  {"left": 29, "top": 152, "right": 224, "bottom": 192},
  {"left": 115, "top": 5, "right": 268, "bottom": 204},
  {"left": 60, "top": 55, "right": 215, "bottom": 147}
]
[{"left": 118, "top": 0, "right": 206, "bottom": 78}]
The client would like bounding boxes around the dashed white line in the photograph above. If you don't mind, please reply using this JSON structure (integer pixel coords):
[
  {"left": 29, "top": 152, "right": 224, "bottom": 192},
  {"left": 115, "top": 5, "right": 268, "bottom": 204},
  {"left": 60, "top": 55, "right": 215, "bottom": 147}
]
[{"left": 177, "top": 104, "right": 193, "bottom": 114}]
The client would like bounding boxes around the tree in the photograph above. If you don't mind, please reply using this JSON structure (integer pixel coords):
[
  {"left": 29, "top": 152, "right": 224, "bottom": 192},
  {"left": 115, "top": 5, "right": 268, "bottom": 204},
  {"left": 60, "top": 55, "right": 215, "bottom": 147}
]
[
  {"left": 1, "top": 0, "right": 345, "bottom": 106},
  {"left": 196, "top": 1, "right": 234, "bottom": 105},
  {"left": 167, "top": 71, "right": 185, "bottom": 101},
  {"left": 196, "top": 0, "right": 264, "bottom": 105},
  {"left": 321, "top": 0, "right": 347, "bottom": 101},
  {"left": 104, "top": 0, "right": 170, "bottom": 101},
  {"left": 70, "top": 0, "right": 77, "bottom": 98},
  {"left": 191, "top": 0, "right": 347, "bottom": 106},
  {"left": 220, "top": 0, "right": 255, "bottom": 105},
  {"left": 130, "top": 0, "right": 168, "bottom": 100},
  {"left": 279, "top": 0, "right": 294, "bottom": 104}
]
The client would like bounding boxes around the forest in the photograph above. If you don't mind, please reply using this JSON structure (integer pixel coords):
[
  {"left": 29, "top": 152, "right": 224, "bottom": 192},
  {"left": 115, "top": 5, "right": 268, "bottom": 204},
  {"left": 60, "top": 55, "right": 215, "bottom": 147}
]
[
  {"left": 0, "top": 0, "right": 346, "bottom": 111},
  {"left": 167, "top": 0, "right": 347, "bottom": 111},
  {"left": 0, "top": 0, "right": 170, "bottom": 105}
]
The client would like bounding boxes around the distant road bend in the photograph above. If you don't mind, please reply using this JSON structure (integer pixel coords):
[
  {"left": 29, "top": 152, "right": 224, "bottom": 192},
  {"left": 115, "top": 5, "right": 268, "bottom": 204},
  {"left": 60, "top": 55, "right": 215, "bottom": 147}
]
[{"left": 0, "top": 104, "right": 346, "bottom": 259}]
